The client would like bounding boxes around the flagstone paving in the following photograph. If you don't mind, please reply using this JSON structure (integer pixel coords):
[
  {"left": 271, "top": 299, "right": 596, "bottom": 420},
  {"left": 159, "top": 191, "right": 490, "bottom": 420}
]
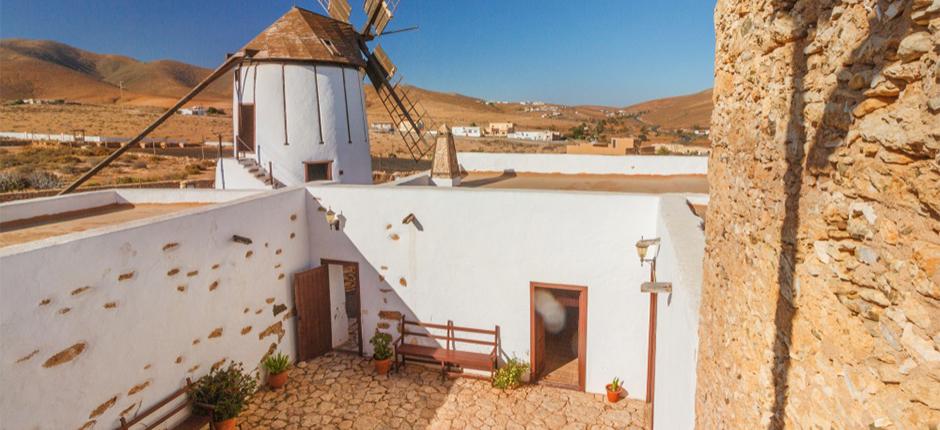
[{"left": 241, "top": 352, "right": 647, "bottom": 429}]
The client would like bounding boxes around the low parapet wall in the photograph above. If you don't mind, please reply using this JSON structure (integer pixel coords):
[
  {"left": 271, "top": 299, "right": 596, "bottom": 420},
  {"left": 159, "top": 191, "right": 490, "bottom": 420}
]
[{"left": 457, "top": 152, "right": 708, "bottom": 176}]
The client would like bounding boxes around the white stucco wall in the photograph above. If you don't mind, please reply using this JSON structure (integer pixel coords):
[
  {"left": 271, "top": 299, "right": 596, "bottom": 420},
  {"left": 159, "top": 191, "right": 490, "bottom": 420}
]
[
  {"left": 651, "top": 196, "right": 705, "bottom": 430},
  {"left": 303, "top": 184, "right": 662, "bottom": 397},
  {"left": 457, "top": 153, "right": 708, "bottom": 176},
  {"left": 215, "top": 158, "right": 269, "bottom": 190},
  {"left": 232, "top": 63, "right": 371, "bottom": 187},
  {"left": 0, "top": 188, "right": 310, "bottom": 429}
]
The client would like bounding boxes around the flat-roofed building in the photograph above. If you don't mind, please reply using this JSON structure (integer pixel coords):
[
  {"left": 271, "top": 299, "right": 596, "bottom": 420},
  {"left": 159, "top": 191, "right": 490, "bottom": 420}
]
[{"left": 567, "top": 137, "right": 636, "bottom": 155}]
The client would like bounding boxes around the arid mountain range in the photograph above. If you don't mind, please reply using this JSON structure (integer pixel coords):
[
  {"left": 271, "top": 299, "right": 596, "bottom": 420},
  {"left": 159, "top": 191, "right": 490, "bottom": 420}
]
[{"left": 0, "top": 39, "right": 713, "bottom": 130}]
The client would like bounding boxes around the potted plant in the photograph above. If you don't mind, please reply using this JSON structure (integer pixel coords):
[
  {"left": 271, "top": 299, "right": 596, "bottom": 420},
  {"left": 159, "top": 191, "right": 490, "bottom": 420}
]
[
  {"left": 370, "top": 331, "right": 393, "bottom": 374},
  {"left": 190, "top": 361, "right": 258, "bottom": 430},
  {"left": 606, "top": 377, "right": 624, "bottom": 403},
  {"left": 262, "top": 352, "right": 291, "bottom": 389},
  {"left": 492, "top": 357, "right": 529, "bottom": 390}
]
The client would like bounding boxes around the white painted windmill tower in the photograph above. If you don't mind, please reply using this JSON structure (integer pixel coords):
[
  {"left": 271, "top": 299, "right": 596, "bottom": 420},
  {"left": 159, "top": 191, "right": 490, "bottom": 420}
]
[{"left": 217, "top": 2, "right": 434, "bottom": 189}]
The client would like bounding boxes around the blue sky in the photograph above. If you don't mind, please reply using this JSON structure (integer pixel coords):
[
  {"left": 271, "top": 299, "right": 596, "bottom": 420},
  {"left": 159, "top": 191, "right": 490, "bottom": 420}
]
[{"left": 1, "top": 0, "right": 716, "bottom": 106}]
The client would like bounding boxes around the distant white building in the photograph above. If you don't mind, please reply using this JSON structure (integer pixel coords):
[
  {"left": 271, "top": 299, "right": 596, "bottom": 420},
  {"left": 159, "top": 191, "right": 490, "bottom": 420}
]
[
  {"left": 179, "top": 106, "right": 208, "bottom": 116},
  {"left": 508, "top": 130, "right": 562, "bottom": 142},
  {"left": 370, "top": 122, "right": 395, "bottom": 133},
  {"left": 451, "top": 126, "right": 482, "bottom": 138}
]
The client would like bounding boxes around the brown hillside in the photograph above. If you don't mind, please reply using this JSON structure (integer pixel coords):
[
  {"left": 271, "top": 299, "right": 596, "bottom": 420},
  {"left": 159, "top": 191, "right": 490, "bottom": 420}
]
[
  {"left": 623, "top": 89, "right": 713, "bottom": 129},
  {"left": 0, "top": 39, "right": 229, "bottom": 107}
]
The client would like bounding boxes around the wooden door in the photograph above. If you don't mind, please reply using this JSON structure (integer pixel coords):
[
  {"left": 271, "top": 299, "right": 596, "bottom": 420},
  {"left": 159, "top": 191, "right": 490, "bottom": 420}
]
[
  {"left": 533, "top": 313, "right": 546, "bottom": 379},
  {"left": 238, "top": 104, "right": 255, "bottom": 152},
  {"left": 293, "top": 266, "right": 331, "bottom": 361}
]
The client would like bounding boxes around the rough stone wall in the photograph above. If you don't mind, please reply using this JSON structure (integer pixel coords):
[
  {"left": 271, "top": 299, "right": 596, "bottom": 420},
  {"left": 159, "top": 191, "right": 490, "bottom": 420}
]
[{"left": 699, "top": 0, "right": 939, "bottom": 428}]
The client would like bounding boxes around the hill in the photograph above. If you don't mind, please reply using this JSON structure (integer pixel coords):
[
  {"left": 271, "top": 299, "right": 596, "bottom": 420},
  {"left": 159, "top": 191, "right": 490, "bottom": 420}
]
[
  {"left": 0, "top": 39, "right": 230, "bottom": 107},
  {"left": 622, "top": 89, "right": 713, "bottom": 130},
  {"left": 0, "top": 39, "right": 713, "bottom": 141}
]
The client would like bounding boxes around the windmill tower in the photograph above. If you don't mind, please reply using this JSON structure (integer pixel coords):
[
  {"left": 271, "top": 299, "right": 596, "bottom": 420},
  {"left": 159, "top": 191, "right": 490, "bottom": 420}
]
[{"left": 222, "top": 1, "right": 434, "bottom": 188}]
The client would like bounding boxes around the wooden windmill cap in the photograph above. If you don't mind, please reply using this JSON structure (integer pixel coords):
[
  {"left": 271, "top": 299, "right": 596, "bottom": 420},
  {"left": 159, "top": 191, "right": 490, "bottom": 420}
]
[{"left": 241, "top": 7, "right": 366, "bottom": 68}]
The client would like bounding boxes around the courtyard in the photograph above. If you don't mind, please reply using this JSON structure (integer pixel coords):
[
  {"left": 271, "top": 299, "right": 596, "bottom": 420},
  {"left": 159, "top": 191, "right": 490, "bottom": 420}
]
[{"left": 240, "top": 353, "right": 648, "bottom": 429}]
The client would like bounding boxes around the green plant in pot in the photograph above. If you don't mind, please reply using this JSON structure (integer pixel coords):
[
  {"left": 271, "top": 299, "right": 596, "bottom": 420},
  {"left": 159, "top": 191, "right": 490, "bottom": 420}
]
[
  {"left": 492, "top": 357, "right": 529, "bottom": 390},
  {"left": 262, "top": 352, "right": 291, "bottom": 389},
  {"left": 606, "top": 377, "right": 624, "bottom": 403},
  {"left": 190, "top": 361, "right": 258, "bottom": 430},
  {"left": 370, "top": 331, "right": 393, "bottom": 374}
]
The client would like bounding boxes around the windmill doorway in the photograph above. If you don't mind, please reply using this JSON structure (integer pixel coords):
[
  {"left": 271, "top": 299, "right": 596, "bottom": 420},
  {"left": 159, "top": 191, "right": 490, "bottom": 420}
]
[
  {"left": 323, "top": 259, "right": 362, "bottom": 356},
  {"left": 530, "top": 282, "right": 587, "bottom": 391}
]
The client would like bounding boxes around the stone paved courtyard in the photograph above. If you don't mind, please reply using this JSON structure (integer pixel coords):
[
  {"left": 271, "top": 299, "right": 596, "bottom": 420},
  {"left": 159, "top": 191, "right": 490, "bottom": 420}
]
[{"left": 241, "top": 352, "right": 647, "bottom": 429}]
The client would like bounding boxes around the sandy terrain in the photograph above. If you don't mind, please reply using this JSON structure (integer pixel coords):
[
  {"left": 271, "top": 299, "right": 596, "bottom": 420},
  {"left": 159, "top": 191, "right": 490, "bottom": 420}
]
[
  {"left": 461, "top": 172, "right": 709, "bottom": 194},
  {"left": 0, "top": 202, "right": 206, "bottom": 247}
]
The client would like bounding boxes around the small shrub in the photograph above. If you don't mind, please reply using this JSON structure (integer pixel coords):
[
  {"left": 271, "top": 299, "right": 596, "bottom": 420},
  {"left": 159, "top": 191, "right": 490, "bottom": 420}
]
[
  {"left": 27, "top": 171, "right": 62, "bottom": 189},
  {"left": 184, "top": 163, "right": 204, "bottom": 175},
  {"left": 492, "top": 357, "right": 529, "bottom": 390},
  {"left": 0, "top": 172, "right": 29, "bottom": 192},
  {"left": 609, "top": 377, "right": 622, "bottom": 392},
  {"left": 132, "top": 160, "right": 148, "bottom": 169},
  {"left": 370, "top": 331, "right": 393, "bottom": 360},
  {"left": 262, "top": 352, "right": 290, "bottom": 375},
  {"left": 189, "top": 361, "right": 258, "bottom": 422}
]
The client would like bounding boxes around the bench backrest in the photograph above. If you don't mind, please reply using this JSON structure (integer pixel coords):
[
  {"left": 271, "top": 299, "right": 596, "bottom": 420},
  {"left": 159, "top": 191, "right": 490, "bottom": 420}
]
[
  {"left": 399, "top": 317, "right": 500, "bottom": 354},
  {"left": 118, "top": 378, "right": 196, "bottom": 430}
]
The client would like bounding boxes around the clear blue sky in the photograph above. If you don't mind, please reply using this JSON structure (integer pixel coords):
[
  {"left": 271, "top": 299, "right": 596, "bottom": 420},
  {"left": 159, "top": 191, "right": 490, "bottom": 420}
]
[{"left": 1, "top": 0, "right": 716, "bottom": 106}]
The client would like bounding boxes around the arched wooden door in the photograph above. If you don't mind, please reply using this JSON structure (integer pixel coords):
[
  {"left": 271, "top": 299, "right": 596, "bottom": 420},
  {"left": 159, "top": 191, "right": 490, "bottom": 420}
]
[{"left": 293, "top": 266, "right": 331, "bottom": 361}]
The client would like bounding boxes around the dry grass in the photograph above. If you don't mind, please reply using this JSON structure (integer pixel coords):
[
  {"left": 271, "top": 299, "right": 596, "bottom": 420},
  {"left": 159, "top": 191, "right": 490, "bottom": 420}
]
[{"left": 0, "top": 144, "right": 214, "bottom": 191}]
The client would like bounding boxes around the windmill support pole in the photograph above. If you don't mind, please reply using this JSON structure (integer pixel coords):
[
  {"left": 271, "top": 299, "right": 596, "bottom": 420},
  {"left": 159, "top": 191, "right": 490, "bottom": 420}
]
[{"left": 59, "top": 52, "right": 250, "bottom": 195}]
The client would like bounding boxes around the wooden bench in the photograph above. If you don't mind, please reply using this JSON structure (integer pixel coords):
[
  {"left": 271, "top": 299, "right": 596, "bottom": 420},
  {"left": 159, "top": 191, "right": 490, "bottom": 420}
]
[
  {"left": 118, "top": 378, "right": 210, "bottom": 430},
  {"left": 395, "top": 317, "right": 500, "bottom": 381}
]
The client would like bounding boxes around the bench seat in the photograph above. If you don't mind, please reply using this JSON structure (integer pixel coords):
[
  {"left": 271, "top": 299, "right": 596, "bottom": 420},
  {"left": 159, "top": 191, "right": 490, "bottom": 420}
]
[{"left": 395, "top": 318, "right": 500, "bottom": 380}]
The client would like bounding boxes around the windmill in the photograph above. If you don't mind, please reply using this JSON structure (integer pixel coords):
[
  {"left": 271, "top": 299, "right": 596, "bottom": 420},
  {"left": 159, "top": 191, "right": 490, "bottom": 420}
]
[
  {"left": 60, "top": 2, "right": 432, "bottom": 194},
  {"left": 315, "top": 0, "right": 435, "bottom": 161}
]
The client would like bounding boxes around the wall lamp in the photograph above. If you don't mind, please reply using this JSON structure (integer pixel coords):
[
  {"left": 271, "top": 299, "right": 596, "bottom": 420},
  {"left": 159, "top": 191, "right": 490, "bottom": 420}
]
[
  {"left": 635, "top": 237, "right": 661, "bottom": 266},
  {"left": 325, "top": 208, "right": 341, "bottom": 231}
]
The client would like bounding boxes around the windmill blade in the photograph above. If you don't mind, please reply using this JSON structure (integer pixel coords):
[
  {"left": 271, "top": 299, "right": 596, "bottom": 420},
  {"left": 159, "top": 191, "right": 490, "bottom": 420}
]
[
  {"left": 363, "top": 0, "right": 397, "bottom": 36},
  {"left": 362, "top": 47, "right": 433, "bottom": 161},
  {"left": 327, "top": 0, "right": 352, "bottom": 23},
  {"left": 372, "top": 45, "right": 397, "bottom": 79}
]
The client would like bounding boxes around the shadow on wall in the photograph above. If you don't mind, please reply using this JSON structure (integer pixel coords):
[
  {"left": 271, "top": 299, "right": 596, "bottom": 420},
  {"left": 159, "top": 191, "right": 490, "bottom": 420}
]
[
  {"left": 305, "top": 199, "right": 510, "bottom": 366},
  {"left": 769, "top": 1, "right": 914, "bottom": 428}
]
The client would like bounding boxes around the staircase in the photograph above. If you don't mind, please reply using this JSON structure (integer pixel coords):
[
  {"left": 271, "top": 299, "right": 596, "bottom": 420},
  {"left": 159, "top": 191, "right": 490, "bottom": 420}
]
[{"left": 238, "top": 157, "right": 285, "bottom": 188}]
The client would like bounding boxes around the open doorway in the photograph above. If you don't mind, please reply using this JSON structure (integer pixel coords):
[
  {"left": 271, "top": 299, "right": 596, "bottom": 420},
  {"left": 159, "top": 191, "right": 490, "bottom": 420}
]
[
  {"left": 530, "top": 282, "right": 587, "bottom": 391},
  {"left": 323, "top": 259, "right": 362, "bottom": 356}
]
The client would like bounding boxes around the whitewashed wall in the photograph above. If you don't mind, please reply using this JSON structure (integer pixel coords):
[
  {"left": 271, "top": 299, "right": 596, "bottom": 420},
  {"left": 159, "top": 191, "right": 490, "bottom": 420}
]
[
  {"left": 0, "top": 188, "right": 310, "bottom": 429},
  {"left": 651, "top": 196, "right": 706, "bottom": 430},
  {"left": 215, "top": 158, "right": 269, "bottom": 190},
  {"left": 457, "top": 153, "right": 708, "bottom": 176},
  {"left": 232, "top": 63, "right": 371, "bottom": 186},
  {"left": 304, "top": 184, "right": 661, "bottom": 397}
]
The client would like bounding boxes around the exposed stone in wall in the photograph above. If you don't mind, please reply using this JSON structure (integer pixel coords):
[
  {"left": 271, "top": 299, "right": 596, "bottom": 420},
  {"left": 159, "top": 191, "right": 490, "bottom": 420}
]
[
  {"left": 70, "top": 286, "right": 91, "bottom": 296},
  {"left": 208, "top": 327, "right": 223, "bottom": 339},
  {"left": 259, "top": 321, "right": 285, "bottom": 343},
  {"left": 699, "top": 1, "right": 940, "bottom": 428},
  {"left": 127, "top": 381, "right": 150, "bottom": 396},
  {"left": 43, "top": 342, "right": 86, "bottom": 368},
  {"left": 88, "top": 395, "right": 117, "bottom": 419},
  {"left": 118, "top": 271, "right": 134, "bottom": 281}
]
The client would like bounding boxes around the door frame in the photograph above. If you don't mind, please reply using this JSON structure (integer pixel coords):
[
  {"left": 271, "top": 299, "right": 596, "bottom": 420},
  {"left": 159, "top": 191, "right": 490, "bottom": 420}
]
[
  {"left": 304, "top": 160, "right": 333, "bottom": 182},
  {"left": 237, "top": 103, "right": 255, "bottom": 152},
  {"left": 321, "top": 258, "right": 362, "bottom": 356},
  {"left": 530, "top": 281, "right": 588, "bottom": 391}
]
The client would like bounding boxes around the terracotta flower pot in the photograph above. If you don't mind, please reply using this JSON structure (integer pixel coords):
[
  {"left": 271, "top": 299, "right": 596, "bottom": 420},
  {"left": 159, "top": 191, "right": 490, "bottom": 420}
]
[
  {"left": 605, "top": 384, "right": 623, "bottom": 403},
  {"left": 214, "top": 417, "right": 237, "bottom": 430},
  {"left": 374, "top": 357, "right": 392, "bottom": 375},
  {"left": 268, "top": 370, "right": 288, "bottom": 389}
]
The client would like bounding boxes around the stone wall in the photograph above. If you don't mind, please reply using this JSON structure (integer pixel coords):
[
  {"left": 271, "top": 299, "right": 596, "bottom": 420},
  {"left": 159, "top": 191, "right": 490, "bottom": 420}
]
[{"left": 698, "top": 0, "right": 939, "bottom": 428}]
